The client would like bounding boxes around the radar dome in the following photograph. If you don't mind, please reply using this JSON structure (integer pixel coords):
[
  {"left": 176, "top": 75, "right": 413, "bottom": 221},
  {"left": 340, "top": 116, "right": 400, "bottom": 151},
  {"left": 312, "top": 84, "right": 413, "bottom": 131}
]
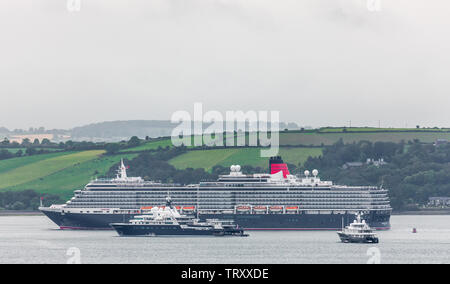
[
  {"left": 230, "top": 165, "right": 236, "bottom": 172},
  {"left": 304, "top": 170, "right": 310, "bottom": 177},
  {"left": 235, "top": 165, "right": 241, "bottom": 172},
  {"left": 312, "top": 169, "right": 319, "bottom": 176}
]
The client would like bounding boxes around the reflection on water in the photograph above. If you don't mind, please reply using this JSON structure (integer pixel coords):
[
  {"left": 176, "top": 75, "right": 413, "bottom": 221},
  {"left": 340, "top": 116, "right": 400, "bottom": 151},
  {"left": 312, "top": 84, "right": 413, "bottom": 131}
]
[{"left": 0, "top": 215, "right": 449, "bottom": 264}]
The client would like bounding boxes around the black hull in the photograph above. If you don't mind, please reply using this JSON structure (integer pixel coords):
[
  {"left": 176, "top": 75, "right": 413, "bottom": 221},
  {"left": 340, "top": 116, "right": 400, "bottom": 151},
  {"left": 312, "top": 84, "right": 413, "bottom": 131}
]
[
  {"left": 111, "top": 224, "right": 217, "bottom": 236},
  {"left": 41, "top": 209, "right": 391, "bottom": 231},
  {"left": 337, "top": 233, "right": 379, "bottom": 243}
]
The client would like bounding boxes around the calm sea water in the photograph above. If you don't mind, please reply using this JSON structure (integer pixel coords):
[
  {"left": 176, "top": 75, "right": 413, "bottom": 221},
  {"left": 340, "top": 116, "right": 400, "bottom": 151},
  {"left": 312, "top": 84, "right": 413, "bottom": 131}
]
[{"left": 0, "top": 215, "right": 449, "bottom": 264}]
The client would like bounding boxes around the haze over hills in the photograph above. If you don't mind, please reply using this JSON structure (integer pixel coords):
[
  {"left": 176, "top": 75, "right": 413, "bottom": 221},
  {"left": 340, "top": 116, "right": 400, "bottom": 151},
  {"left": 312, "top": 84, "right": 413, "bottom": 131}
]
[{"left": 0, "top": 120, "right": 302, "bottom": 143}]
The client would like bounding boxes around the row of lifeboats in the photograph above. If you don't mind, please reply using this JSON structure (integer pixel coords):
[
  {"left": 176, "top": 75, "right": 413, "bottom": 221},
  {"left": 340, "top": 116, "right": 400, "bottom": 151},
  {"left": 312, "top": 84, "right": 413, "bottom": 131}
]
[
  {"left": 140, "top": 205, "right": 299, "bottom": 213},
  {"left": 140, "top": 206, "right": 196, "bottom": 212},
  {"left": 236, "top": 205, "right": 299, "bottom": 213}
]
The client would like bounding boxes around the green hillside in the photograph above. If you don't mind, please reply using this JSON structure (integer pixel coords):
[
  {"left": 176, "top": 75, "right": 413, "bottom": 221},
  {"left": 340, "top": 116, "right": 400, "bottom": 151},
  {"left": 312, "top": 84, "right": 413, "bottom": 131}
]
[
  {"left": 0, "top": 149, "right": 139, "bottom": 200},
  {"left": 317, "top": 127, "right": 450, "bottom": 133},
  {"left": 1, "top": 128, "right": 448, "bottom": 200},
  {"left": 0, "top": 152, "right": 69, "bottom": 174},
  {"left": 0, "top": 150, "right": 104, "bottom": 188},
  {"left": 169, "top": 147, "right": 323, "bottom": 171},
  {"left": 120, "top": 139, "right": 174, "bottom": 152},
  {"left": 121, "top": 130, "right": 450, "bottom": 153},
  {"left": 279, "top": 131, "right": 450, "bottom": 146},
  {"left": 6, "top": 153, "right": 137, "bottom": 200},
  {"left": 120, "top": 133, "right": 245, "bottom": 153}
]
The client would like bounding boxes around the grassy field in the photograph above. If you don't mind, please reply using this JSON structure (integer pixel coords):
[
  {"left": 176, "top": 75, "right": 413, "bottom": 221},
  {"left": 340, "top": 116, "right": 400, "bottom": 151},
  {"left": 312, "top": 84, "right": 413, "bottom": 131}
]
[
  {"left": 317, "top": 127, "right": 450, "bottom": 133},
  {"left": 0, "top": 152, "right": 70, "bottom": 174},
  {"left": 121, "top": 133, "right": 247, "bottom": 153},
  {"left": 6, "top": 153, "right": 137, "bottom": 200},
  {"left": 120, "top": 139, "right": 174, "bottom": 152},
  {"left": 169, "top": 147, "right": 323, "bottom": 171},
  {"left": 0, "top": 150, "right": 105, "bottom": 190},
  {"left": 279, "top": 132, "right": 450, "bottom": 146},
  {"left": 123, "top": 130, "right": 450, "bottom": 152}
]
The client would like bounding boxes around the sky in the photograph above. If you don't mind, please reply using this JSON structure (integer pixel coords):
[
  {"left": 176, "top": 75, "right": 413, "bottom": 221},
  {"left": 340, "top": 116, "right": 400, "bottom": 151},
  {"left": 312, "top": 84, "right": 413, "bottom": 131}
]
[{"left": 0, "top": 0, "right": 449, "bottom": 130}]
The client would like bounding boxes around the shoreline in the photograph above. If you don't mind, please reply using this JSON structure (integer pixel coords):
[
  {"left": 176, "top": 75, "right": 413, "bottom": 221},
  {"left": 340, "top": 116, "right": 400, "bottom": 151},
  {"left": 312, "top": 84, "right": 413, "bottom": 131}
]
[
  {"left": 392, "top": 210, "right": 450, "bottom": 215},
  {"left": 0, "top": 211, "right": 43, "bottom": 216}
]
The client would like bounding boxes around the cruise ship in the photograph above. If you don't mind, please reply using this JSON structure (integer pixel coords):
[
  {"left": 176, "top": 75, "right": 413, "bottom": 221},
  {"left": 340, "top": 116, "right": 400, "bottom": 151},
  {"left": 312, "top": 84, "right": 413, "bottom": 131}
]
[{"left": 39, "top": 157, "right": 392, "bottom": 230}]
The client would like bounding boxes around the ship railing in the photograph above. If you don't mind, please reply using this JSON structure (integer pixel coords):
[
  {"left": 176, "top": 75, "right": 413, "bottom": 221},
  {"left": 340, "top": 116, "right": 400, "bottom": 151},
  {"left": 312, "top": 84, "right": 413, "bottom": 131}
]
[{"left": 194, "top": 208, "right": 390, "bottom": 215}]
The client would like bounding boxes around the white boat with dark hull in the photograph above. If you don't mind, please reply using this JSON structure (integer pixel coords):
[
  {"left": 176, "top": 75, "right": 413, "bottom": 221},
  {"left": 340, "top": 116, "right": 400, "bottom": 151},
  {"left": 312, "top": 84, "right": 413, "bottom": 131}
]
[
  {"left": 337, "top": 213, "right": 379, "bottom": 243},
  {"left": 40, "top": 157, "right": 391, "bottom": 230},
  {"left": 111, "top": 196, "right": 247, "bottom": 237}
]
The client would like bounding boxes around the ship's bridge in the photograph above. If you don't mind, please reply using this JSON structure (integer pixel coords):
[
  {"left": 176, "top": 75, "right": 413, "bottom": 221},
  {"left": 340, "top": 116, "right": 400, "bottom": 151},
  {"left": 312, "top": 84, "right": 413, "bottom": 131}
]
[
  {"left": 217, "top": 165, "right": 270, "bottom": 183},
  {"left": 214, "top": 165, "right": 333, "bottom": 187}
]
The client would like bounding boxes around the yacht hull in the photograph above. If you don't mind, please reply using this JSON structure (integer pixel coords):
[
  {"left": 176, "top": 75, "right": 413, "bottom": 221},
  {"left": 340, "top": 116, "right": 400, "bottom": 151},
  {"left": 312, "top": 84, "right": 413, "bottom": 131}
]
[{"left": 337, "top": 232, "right": 379, "bottom": 243}]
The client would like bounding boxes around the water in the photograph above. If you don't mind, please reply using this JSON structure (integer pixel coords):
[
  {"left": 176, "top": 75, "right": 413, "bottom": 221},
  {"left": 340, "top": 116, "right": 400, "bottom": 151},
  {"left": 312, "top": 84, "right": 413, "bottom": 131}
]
[{"left": 0, "top": 215, "right": 449, "bottom": 264}]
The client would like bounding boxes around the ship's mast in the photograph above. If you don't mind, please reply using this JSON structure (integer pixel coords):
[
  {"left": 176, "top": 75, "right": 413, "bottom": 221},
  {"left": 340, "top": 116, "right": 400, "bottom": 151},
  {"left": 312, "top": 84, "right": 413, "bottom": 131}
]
[{"left": 117, "top": 159, "right": 128, "bottom": 180}]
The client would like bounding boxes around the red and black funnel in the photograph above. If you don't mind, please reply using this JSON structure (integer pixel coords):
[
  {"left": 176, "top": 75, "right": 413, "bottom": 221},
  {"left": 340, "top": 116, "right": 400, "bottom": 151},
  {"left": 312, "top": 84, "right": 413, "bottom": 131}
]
[{"left": 269, "top": 156, "right": 290, "bottom": 178}]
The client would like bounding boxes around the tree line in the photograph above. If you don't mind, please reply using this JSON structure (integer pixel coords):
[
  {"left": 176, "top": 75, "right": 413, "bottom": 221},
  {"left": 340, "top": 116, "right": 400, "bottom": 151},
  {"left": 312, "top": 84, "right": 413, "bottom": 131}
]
[
  {"left": 302, "top": 140, "right": 450, "bottom": 210},
  {"left": 0, "top": 190, "right": 64, "bottom": 211}
]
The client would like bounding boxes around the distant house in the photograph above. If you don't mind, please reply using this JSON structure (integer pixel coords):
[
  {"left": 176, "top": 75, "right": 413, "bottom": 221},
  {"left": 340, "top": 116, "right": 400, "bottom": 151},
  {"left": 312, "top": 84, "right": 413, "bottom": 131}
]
[
  {"left": 434, "top": 139, "right": 448, "bottom": 146},
  {"left": 342, "top": 162, "right": 364, "bottom": 169},
  {"left": 367, "top": 158, "right": 388, "bottom": 167},
  {"left": 428, "top": 197, "right": 450, "bottom": 207},
  {"left": 8, "top": 134, "right": 54, "bottom": 144},
  {"left": 342, "top": 158, "right": 388, "bottom": 169}
]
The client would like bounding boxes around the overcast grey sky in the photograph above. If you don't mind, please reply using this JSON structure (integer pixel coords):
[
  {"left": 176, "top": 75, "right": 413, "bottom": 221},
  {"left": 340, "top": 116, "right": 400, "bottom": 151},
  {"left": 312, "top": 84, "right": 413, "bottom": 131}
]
[{"left": 0, "top": 0, "right": 449, "bottom": 130}]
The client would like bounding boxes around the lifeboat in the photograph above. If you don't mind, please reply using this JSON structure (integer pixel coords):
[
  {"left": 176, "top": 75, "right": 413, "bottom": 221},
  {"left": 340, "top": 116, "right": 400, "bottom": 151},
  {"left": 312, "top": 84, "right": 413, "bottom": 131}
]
[
  {"left": 253, "top": 206, "right": 267, "bottom": 212},
  {"left": 182, "top": 206, "right": 195, "bottom": 212},
  {"left": 175, "top": 206, "right": 182, "bottom": 210},
  {"left": 269, "top": 206, "right": 283, "bottom": 212},
  {"left": 140, "top": 206, "right": 153, "bottom": 210},
  {"left": 285, "top": 206, "right": 299, "bottom": 211},
  {"left": 236, "top": 206, "right": 251, "bottom": 212}
]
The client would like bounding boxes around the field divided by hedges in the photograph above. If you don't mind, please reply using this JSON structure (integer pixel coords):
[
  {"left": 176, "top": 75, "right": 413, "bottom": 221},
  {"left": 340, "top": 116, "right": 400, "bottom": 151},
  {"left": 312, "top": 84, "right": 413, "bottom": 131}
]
[
  {"left": 169, "top": 147, "right": 323, "bottom": 171},
  {"left": 123, "top": 130, "right": 450, "bottom": 153}
]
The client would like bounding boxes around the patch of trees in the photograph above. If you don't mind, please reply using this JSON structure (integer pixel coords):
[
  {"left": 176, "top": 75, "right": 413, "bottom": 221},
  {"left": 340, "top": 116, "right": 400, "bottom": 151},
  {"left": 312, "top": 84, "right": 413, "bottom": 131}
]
[
  {"left": 303, "top": 139, "right": 404, "bottom": 169},
  {"left": 0, "top": 190, "right": 64, "bottom": 210},
  {"left": 302, "top": 140, "right": 450, "bottom": 211},
  {"left": 105, "top": 136, "right": 142, "bottom": 154},
  {"left": 59, "top": 140, "right": 105, "bottom": 151},
  {"left": 0, "top": 137, "right": 64, "bottom": 161}
]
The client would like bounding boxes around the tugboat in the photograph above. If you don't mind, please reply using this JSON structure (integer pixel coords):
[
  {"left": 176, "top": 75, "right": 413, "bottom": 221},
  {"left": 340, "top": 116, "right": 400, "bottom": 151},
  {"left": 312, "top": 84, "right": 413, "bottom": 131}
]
[
  {"left": 337, "top": 213, "right": 379, "bottom": 243},
  {"left": 110, "top": 196, "right": 248, "bottom": 237}
]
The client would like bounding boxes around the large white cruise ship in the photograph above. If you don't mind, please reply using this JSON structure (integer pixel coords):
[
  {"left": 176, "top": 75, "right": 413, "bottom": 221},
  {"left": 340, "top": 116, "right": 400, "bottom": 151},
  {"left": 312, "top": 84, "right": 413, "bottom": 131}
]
[{"left": 40, "top": 156, "right": 391, "bottom": 230}]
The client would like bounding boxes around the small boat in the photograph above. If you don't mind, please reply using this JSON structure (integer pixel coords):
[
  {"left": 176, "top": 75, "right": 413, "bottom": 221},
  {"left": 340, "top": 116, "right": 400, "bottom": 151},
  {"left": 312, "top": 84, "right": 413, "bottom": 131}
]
[
  {"left": 285, "top": 206, "right": 299, "bottom": 212},
  {"left": 182, "top": 206, "right": 195, "bottom": 212},
  {"left": 111, "top": 197, "right": 248, "bottom": 237},
  {"left": 337, "top": 213, "right": 379, "bottom": 243},
  {"left": 269, "top": 206, "right": 283, "bottom": 212},
  {"left": 253, "top": 206, "right": 267, "bottom": 212},
  {"left": 236, "top": 205, "right": 251, "bottom": 212}
]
